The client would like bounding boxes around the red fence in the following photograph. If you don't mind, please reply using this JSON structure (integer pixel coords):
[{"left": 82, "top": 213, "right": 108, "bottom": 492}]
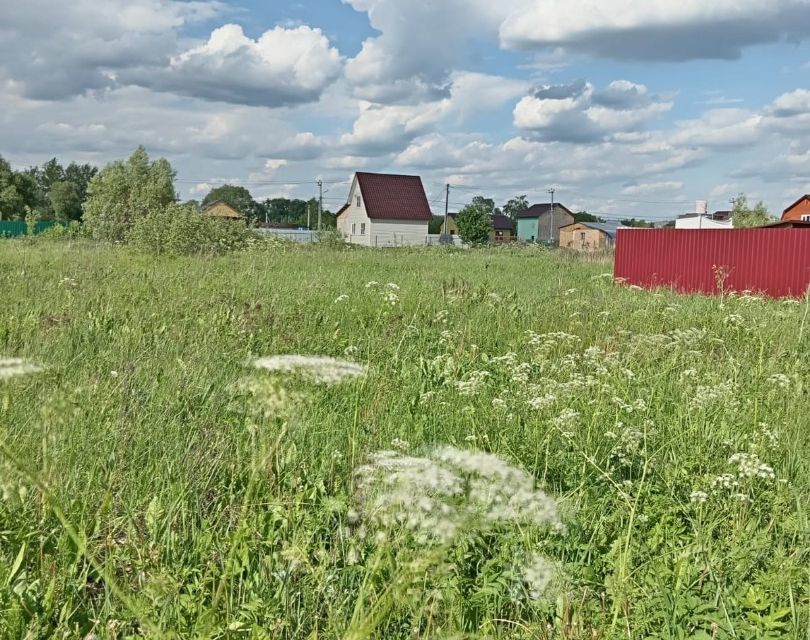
[{"left": 614, "top": 228, "right": 810, "bottom": 298}]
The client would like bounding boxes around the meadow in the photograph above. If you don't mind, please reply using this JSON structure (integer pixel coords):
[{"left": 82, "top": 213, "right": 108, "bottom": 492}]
[{"left": 0, "top": 240, "right": 808, "bottom": 639}]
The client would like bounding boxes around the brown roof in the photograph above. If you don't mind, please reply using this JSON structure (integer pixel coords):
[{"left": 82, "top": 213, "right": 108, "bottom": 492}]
[
  {"left": 491, "top": 213, "right": 514, "bottom": 230},
  {"left": 516, "top": 203, "right": 574, "bottom": 219},
  {"left": 764, "top": 220, "right": 810, "bottom": 228},
  {"left": 355, "top": 172, "right": 432, "bottom": 221},
  {"left": 202, "top": 200, "right": 244, "bottom": 219},
  {"left": 783, "top": 194, "right": 810, "bottom": 214}
]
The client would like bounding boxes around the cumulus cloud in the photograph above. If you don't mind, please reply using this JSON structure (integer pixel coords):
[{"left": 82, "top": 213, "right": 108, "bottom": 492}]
[
  {"left": 514, "top": 80, "right": 671, "bottom": 142},
  {"left": 133, "top": 24, "right": 342, "bottom": 107},
  {"left": 622, "top": 181, "right": 684, "bottom": 196},
  {"left": 500, "top": 0, "right": 810, "bottom": 61}
]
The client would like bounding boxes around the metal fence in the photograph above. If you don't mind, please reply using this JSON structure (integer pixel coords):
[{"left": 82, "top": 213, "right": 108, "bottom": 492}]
[
  {"left": 256, "top": 228, "right": 322, "bottom": 244},
  {"left": 0, "top": 221, "right": 56, "bottom": 237},
  {"left": 614, "top": 228, "right": 810, "bottom": 298}
]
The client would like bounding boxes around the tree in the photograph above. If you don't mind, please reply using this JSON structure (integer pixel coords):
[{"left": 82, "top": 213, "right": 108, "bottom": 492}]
[
  {"left": 574, "top": 211, "right": 604, "bottom": 222},
  {"left": 620, "top": 218, "right": 655, "bottom": 228},
  {"left": 0, "top": 155, "right": 41, "bottom": 221},
  {"left": 502, "top": 195, "right": 528, "bottom": 222},
  {"left": 49, "top": 181, "right": 82, "bottom": 222},
  {"left": 429, "top": 215, "right": 445, "bottom": 235},
  {"left": 25, "top": 158, "right": 97, "bottom": 220},
  {"left": 731, "top": 194, "right": 775, "bottom": 228},
  {"left": 457, "top": 197, "right": 493, "bottom": 245},
  {"left": 203, "top": 185, "right": 260, "bottom": 221},
  {"left": 83, "top": 146, "right": 177, "bottom": 241}
]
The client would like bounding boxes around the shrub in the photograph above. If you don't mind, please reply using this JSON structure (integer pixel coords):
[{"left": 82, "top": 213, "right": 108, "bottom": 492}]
[{"left": 129, "top": 204, "right": 257, "bottom": 256}]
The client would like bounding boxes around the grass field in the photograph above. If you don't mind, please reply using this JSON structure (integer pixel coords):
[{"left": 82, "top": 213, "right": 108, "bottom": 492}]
[{"left": 0, "top": 240, "right": 808, "bottom": 639}]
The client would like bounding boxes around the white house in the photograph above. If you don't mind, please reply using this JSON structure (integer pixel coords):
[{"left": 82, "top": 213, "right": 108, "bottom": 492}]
[
  {"left": 336, "top": 172, "right": 432, "bottom": 246},
  {"left": 676, "top": 201, "right": 733, "bottom": 229}
]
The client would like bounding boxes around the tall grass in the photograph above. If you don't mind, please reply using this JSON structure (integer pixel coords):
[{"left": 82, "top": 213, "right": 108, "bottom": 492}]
[{"left": 0, "top": 240, "right": 808, "bottom": 638}]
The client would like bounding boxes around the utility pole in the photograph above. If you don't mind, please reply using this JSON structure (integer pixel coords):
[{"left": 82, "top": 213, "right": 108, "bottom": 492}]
[
  {"left": 547, "top": 188, "right": 555, "bottom": 244},
  {"left": 307, "top": 201, "right": 311, "bottom": 230},
  {"left": 443, "top": 183, "right": 450, "bottom": 236},
  {"left": 317, "top": 179, "right": 323, "bottom": 231}
]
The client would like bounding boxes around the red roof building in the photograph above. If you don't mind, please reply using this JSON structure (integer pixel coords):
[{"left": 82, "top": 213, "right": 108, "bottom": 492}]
[{"left": 782, "top": 195, "right": 810, "bottom": 222}]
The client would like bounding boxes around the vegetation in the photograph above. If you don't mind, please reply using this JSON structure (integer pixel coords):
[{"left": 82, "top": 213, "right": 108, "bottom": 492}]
[
  {"left": 620, "top": 218, "right": 655, "bottom": 228},
  {"left": 731, "top": 194, "right": 776, "bottom": 228},
  {"left": 574, "top": 211, "right": 605, "bottom": 223},
  {"left": 202, "top": 185, "right": 263, "bottom": 221},
  {"left": 0, "top": 241, "right": 807, "bottom": 638},
  {"left": 503, "top": 195, "right": 529, "bottom": 222},
  {"left": 458, "top": 196, "right": 495, "bottom": 244}
]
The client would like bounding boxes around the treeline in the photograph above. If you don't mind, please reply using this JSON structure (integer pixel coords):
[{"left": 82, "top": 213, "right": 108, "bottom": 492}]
[{"left": 0, "top": 151, "right": 336, "bottom": 229}]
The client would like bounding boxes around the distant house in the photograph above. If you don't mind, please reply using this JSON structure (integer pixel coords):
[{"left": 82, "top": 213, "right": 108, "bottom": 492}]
[
  {"left": 559, "top": 221, "right": 623, "bottom": 251},
  {"left": 336, "top": 172, "right": 432, "bottom": 246},
  {"left": 516, "top": 203, "right": 575, "bottom": 243},
  {"left": 675, "top": 211, "right": 732, "bottom": 229},
  {"left": 202, "top": 201, "right": 245, "bottom": 220},
  {"left": 782, "top": 195, "right": 810, "bottom": 222},
  {"left": 444, "top": 213, "right": 460, "bottom": 236},
  {"left": 490, "top": 214, "right": 515, "bottom": 243}
]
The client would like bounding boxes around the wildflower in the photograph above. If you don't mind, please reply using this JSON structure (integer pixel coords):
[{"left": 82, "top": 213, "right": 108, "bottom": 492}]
[
  {"left": 385, "top": 282, "right": 400, "bottom": 290},
  {"left": 491, "top": 398, "right": 508, "bottom": 411},
  {"left": 365, "top": 281, "right": 379, "bottom": 288},
  {"left": 253, "top": 355, "right": 366, "bottom": 385},
  {"left": 433, "top": 310, "right": 449, "bottom": 324},
  {"left": 343, "top": 345, "right": 359, "bottom": 357},
  {"left": 333, "top": 294, "right": 349, "bottom": 304},
  {"left": 766, "top": 373, "right": 790, "bottom": 389},
  {"left": 689, "top": 491, "right": 709, "bottom": 504},
  {"left": 0, "top": 357, "right": 45, "bottom": 380},
  {"left": 381, "top": 291, "right": 399, "bottom": 306},
  {"left": 455, "top": 371, "right": 491, "bottom": 396},
  {"left": 712, "top": 474, "right": 739, "bottom": 490},
  {"left": 110, "top": 370, "right": 119, "bottom": 378},
  {"left": 728, "top": 453, "right": 776, "bottom": 481},
  {"left": 527, "top": 395, "right": 556, "bottom": 411},
  {"left": 391, "top": 437, "right": 409, "bottom": 451},
  {"left": 522, "top": 554, "right": 555, "bottom": 600}
]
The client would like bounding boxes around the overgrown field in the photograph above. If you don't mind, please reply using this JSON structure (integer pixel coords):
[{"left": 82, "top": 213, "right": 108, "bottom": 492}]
[{"left": 0, "top": 241, "right": 808, "bottom": 639}]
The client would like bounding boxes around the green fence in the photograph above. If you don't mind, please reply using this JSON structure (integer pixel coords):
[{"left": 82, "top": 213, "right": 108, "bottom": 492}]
[{"left": 0, "top": 221, "right": 57, "bottom": 237}]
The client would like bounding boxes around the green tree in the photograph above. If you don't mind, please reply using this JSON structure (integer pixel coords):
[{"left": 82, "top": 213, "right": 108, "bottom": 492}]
[
  {"left": 621, "top": 218, "right": 655, "bottom": 228},
  {"left": 83, "top": 146, "right": 177, "bottom": 241},
  {"left": 502, "top": 195, "right": 528, "bottom": 222},
  {"left": 203, "top": 185, "right": 260, "bottom": 221},
  {"left": 429, "top": 215, "right": 445, "bottom": 235},
  {"left": 731, "top": 194, "right": 775, "bottom": 228},
  {"left": 25, "top": 159, "right": 97, "bottom": 220},
  {"left": 0, "top": 156, "right": 40, "bottom": 221},
  {"left": 574, "top": 211, "right": 604, "bottom": 222},
  {"left": 49, "top": 181, "right": 82, "bottom": 222},
  {"left": 457, "top": 197, "right": 493, "bottom": 245}
]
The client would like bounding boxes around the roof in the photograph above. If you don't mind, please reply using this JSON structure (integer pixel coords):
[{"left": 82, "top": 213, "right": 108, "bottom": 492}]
[
  {"left": 355, "top": 172, "right": 432, "bottom": 221},
  {"left": 783, "top": 194, "right": 810, "bottom": 214},
  {"left": 202, "top": 201, "right": 244, "bottom": 219},
  {"left": 335, "top": 204, "right": 349, "bottom": 218},
  {"left": 679, "top": 211, "right": 731, "bottom": 220},
  {"left": 491, "top": 213, "right": 513, "bottom": 230},
  {"left": 561, "top": 220, "right": 623, "bottom": 238},
  {"left": 516, "top": 203, "right": 574, "bottom": 219},
  {"left": 763, "top": 220, "right": 810, "bottom": 228}
]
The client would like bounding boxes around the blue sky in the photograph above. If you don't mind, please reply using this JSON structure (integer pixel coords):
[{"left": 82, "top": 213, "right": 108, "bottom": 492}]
[{"left": 1, "top": 0, "right": 809, "bottom": 221}]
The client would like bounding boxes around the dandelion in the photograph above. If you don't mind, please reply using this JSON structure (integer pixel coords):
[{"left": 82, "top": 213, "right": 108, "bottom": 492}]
[
  {"left": 689, "top": 491, "right": 709, "bottom": 504},
  {"left": 0, "top": 357, "right": 45, "bottom": 380},
  {"left": 252, "top": 355, "right": 366, "bottom": 385}
]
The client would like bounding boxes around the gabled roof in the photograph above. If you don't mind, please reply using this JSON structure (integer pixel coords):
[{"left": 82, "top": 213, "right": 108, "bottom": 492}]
[
  {"left": 202, "top": 200, "right": 244, "bottom": 219},
  {"left": 516, "top": 203, "right": 574, "bottom": 219},
  {"left": 335, "top": 204, "right": 349, "bottom": 218},
  {"left": 783, "top": 194, "right": 810, "bottom": 214},
  {"left": 561, "top": 220, "right": 623, "bottom": 239},
  {"left": 491, "top": 213, "right": 514, "bottom": 230},
  {"left": 355, "top": 172, "right": 432, "bottom": 221}
]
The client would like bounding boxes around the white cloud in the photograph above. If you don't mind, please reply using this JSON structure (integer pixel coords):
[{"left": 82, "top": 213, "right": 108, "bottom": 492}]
[{"left": 622, "top": 181, "right": 684, "bottom": 195}]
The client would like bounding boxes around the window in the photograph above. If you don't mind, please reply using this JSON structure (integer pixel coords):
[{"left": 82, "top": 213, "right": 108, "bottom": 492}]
[
  {"left": 580, "top": 232, "right": 586, "bottom": 241},
  {"left": 802, "top": 214, "right": 810, "bottom": 222},
  {"left": 352, "top": 223, "right": 356, "bottom": 235},
  {"left": 360, "top": 223, "right": 366, "bottom": 235},
  {"left": 356, "top": 195, "right": 361, "bottom": 207}
]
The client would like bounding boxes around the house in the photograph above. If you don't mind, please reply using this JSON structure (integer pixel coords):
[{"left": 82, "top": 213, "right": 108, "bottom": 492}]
[
  {"left": 336, "top": 172, "right": 432, "bottom": 246},
  {"left": 202, "top": 201, "right": 245, "bottom": 220},
  {"left": 443, "top": 213, "right": 460, "bottom": 236},
  {"left": 490, "top": 213, "right": 515, "bottom": 243},
  {"left": 675, "top": 211, "right": 732, "bottom": 229},
  {"left": 515, "top": 203, "right": 575, "bottom": 243},
  {"left": 559, "top": 221, "right": 623, "bottom": 251},
  {"left": 764, "top": 220, "right": 810, "bottom": 228},
  {"left": 782, "top": 195, "right": 810, "bottom": 222}
]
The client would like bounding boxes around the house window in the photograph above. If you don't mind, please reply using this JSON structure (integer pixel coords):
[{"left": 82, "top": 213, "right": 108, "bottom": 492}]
[
  {"left": 356, "top": 195, "right": 361, "bottom": 207},
  {"left": 360, "top": 223, "right": 366, "bottom": 235},
  {"left": 802, "top": 214, "right": 810, "bottom": 222},
  {"left": 580, "top": 232, "right": 586, "bottom": 241},
  {"left": 352, "top": 223, "right": 356, "bottom": 235}
]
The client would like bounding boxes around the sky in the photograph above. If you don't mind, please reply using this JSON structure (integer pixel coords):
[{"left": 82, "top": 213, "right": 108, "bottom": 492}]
[{"left": 1, "top": 0, "right": 809, "bottom": 221}]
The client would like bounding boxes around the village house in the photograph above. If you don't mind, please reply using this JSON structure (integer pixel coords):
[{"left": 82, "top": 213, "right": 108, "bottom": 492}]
[
  {"left": 202, "top": 201, "right": 245, "bottom": 220},
  {"left": 516, "top": 203, "right": 575, "bottom": 244},
  {"left": 490, "top": 213, "right": 515, "bottom": 242},
  {"left": 782, "top": 195, "right": 810, "bottom": 222},
  {"left": 559, "top": 221, "right": 623, "bottom": 251},
  {"left": 336, "top": 172, "right": 432, "bottom": 246}
]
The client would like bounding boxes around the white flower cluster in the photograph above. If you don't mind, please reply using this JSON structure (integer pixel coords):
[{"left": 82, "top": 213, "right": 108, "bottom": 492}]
[
  {"left": 689, "top": 491, "right": 708, "bottom": 504},
  {"left": 689, "top": 381, "right": 737, "bottom": 411},
  {"left": 522, "top": 554, "right": 555, "bottom": 600},
  {"left": 433, "top": 310, "right": 449, "bottom": 324},
  {"left": 728, "top": 453, "right": 776, "bottom": 481},
  {"left": 455, "top": 370, "right": 491, "bottom": 396},
  {"left": 352, "top": 447, "right": 560, "bottom": 545},
  {"left": 253, "top": 355, "right": 366, "bottom": 385},
  {"left": 381, "top": 291, "right": 400, "bottom": 306},
  {"left": 0, "top": 357, "right": 45, "bottom": 381},
  {"left": 609, "top": 428, "right": 644, "bottom": 467},
  {"left": 527, "top": 394, "right": 557, "bottom": 411},
  {"left": 333, "top": 294, "right": 349, "bottom": 304},
  {"left": 766, "top": 373, "right": 791, "bottom": 389}
]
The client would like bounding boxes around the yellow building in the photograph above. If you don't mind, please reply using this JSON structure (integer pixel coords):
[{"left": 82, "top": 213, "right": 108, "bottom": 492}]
[
  {"left": 202, "top": 201, "right": 245, "bottom": 220},
  {"left": 559, "top": 221, "right": 621, "bottom": 252}
]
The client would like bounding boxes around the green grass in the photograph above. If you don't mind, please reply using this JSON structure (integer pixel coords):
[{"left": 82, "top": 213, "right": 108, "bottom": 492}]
[{"left": 0, "top": 240, "right": 808, "bottom": 639}]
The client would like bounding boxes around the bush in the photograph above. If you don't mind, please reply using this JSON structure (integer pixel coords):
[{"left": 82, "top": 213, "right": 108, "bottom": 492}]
[{"left": 129, "top": 204, "right": 257, "bottom": 256}]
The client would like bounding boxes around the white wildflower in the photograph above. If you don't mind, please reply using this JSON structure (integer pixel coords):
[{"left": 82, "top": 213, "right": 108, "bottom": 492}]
[
  {"left": 766, "top": 373, "right": 790, "bottom": 389},
  {"left": 365, "top": 281, "right": 379, "bottom": 288},
  {"left": 728, "top": 453, "right": 775, "bottom": 481},
  {"left": 0, "top": 357, "right": 45, "bottom": 380},
  {"left": 385, "top": 283, "right": 400, "bottom": 290},
  {"left": 689, "top": 491, "right": 708, "bottom": 504},
  {"left": 527, "top": 395, "right": 557, "bottom": 411},
  {"left": 433, "top": 310, "right": 450, "bottom": 324},
  {"left": 455, "top": 371, "right": 491, "bottom": 396},
  {"left": 522, "top": 554, "right": 555, "bottom": 600},
  {"left": 334, "top": 294, "right": 349, "bottom": 304},
  {"left": 253, "top": 355, "right": 366, "bottom": 384},
  {"left": 391, "top": 438, "right": 409, "bottom": 451},
  {"left": 381, "top": 291, "right": 399, "bottom": 306},
  {"left": 491, "top": 398, "right": 508, "bottom": 411},
  {"left": 343, "top": 345, "right": 359, "bottom": 357}
]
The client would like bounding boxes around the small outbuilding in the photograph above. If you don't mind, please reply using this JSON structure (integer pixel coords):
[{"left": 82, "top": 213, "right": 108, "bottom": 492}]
[
  {"left": 202, "top": 201, "right": 245, "bottom": 220},
  {"left": 559, "top": 221, "right": 623, "bottom": 251}
]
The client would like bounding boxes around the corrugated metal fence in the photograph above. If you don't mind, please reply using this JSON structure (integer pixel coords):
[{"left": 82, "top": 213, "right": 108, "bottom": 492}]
[
  {"left": 0, "top": 221, "right": 56, "bottom": 237},
  {"left": 614, "top": 228, "right": 810, "bottom": 298}
]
